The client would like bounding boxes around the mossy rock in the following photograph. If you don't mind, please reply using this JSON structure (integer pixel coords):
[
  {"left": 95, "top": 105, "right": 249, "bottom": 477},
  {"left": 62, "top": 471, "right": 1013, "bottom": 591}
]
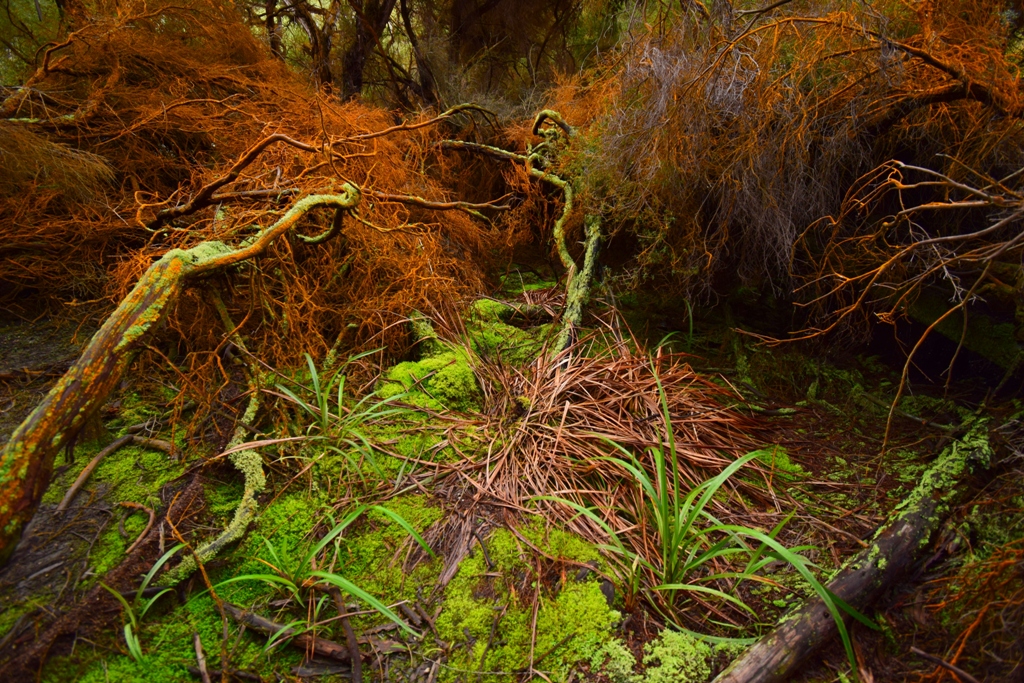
[{"left": 466, "top": 298, "right": 551, "bottom": 366}]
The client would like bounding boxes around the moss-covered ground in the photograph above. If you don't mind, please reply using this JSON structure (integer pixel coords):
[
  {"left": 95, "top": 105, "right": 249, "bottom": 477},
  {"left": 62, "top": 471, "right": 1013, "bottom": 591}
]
[{"left": 2, "top": 286, "right": 1021, "bottom": 683}]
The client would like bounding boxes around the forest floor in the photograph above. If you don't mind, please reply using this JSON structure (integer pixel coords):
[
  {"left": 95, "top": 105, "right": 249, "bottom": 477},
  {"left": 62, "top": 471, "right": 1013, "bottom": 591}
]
[{"left": 0, "top": 274, "right": 1021, "bottom": 683}]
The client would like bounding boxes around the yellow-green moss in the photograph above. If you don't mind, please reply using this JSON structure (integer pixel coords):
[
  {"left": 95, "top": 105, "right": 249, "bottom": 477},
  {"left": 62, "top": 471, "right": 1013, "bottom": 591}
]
[
  {"left": 436, "top": 519, "right": 617, "bottom": 683},
  {"left": 468, "top": 299, "right": 550, "bottom": 365},
  {"left": 379, "top": 349, "right": 481, "bottom": 412},
  {"left": 750, "top": 446, "right": 807, "bottom": 482},
  {"left": 642, "top": 630, "right": 712, "bottom": 683}
]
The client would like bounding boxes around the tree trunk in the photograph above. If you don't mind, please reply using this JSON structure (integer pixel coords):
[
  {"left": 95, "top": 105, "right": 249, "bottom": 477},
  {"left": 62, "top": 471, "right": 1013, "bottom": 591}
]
[
  {"left": 399, "top": 0, "right": 438, "bottom": 106},
  {"left": 0, "top": 190, "right": 360, "bottom": 565},
  {"left": 712, "top": 425, "right": 992, "bottom": 683},
  {"left": 340, "top": 0, "right": 397, "bottom": 100},
  {"left": 265, "top": 0, "right": 282, "bottom": 58}
]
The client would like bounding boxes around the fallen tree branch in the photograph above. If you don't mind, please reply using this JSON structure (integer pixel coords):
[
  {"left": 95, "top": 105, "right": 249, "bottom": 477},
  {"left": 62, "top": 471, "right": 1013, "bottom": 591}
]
[
  {"left": 556, "top": 214, "right": 602, "bottom": 352},
  {"left": 364, "top": 189, "right": 511, "bottom": 221},
  {"left": 193, "top": 633, "right": 211, "bottom": 683},
  {"left": 712, "top": 423, "right": 992, "bottom": 683},
  {"left": 442, "top": 111, "right": 602, "bottom": 354},
  {"left": 222, "top": 603, "right": 352, "bottom": 661},
  {"left": 332, "top": 103, "right": 493, "bottom": 145},
  {"left": 0, "top": 187, "right": 361, "bottom": 565}
]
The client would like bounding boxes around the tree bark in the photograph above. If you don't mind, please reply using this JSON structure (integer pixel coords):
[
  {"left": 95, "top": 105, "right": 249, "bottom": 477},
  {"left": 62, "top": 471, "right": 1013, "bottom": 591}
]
[
  {"left": 712, "top": 424, "right": 992, "bottom": 683},
  {"left": 340, "top": 0, "right": 398, "bottom": 100},
  {"left": 399, "top": 0, "right": 438, "bottom": 106},
  {"left": 0, "top": 188, "right": 361, "bottom": 566}
]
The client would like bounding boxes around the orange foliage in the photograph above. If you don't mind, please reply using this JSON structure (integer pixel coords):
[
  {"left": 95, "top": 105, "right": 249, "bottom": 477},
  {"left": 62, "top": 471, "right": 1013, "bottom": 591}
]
[
  {"left": 0, "top": 0, "right": 518, "bottom": 373},
  {"left": 538, "top": 0, "right": 1024, "bottom": 306}
]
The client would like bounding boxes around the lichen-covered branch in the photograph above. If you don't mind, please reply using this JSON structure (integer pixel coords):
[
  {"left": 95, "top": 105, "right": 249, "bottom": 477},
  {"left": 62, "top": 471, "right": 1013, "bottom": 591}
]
[
  {"left": 712, "top": 422, "right": 992, "bottom": 683},
  {"left": 161, "top": 379, "right": 264, "bottom": 583},
  {"left": 532, "top": 110, "right": 574, "bottom": 139},
  {"left": 156, "top": 288, "right": 267, "bottom": 583},
  {"left": 556, "top": 214, "right": 602, "bottom": 352},
  {"left": 442, "top": 113, "right": 602, "bottom": 355},
  {"left": 0, "top": 185, "right": 361, "bottom": 565}
]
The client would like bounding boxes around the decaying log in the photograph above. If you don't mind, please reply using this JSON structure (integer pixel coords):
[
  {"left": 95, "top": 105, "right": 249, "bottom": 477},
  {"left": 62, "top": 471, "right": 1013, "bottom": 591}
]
[
  {"left": 0, "top": 188, "right": 361, "bottom": 565},
  {"left": 712, "top": 423, "right": 992, "bottom": 683}
]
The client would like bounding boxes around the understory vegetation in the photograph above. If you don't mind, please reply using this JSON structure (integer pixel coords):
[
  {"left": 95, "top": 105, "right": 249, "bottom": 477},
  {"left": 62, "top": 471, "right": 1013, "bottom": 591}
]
[{"left": 2, "top": 1, "right": 1023, "bottom": 683}]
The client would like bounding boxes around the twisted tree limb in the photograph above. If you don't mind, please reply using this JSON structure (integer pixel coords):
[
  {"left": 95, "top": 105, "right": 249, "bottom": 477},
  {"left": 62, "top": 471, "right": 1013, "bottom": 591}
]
[
  {"left": 443, "top": 110, "right": 602, "bottom": 353},
  {"left": 556, "top": 214, "right": 602, "bottom": 351},
  {"left": 0, "top": 186, "right": 361, "bottom": 566}
]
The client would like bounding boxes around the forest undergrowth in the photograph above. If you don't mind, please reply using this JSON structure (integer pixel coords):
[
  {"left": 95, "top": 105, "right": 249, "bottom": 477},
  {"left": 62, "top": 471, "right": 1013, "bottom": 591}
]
[
  {"left": 2, "top": 1, "right": 1024, "bottom": 682},
  {"left": 2, "top": 287, "right": 1020, "bottom": 683}
]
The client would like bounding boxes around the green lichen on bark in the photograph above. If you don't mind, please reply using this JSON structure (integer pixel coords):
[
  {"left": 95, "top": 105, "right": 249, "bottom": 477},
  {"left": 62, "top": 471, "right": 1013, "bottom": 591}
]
[
  {"left": 0, "top": 188, "right": 360, "bottom": 565},
  {"left": 892, "top": 420, "right": 991, "bottom": 526},
  {"left": 556, "top": 214, "right": 602, "bottom": 352}
]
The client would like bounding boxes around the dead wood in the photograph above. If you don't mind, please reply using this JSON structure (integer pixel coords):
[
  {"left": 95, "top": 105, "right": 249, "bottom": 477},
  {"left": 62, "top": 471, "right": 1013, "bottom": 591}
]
[
  {"left": 711, "top": 425, "right": 992, "bottom": 683},
  {"left": 222, "top": 603, "right": 352, "bottom": 662},
  {"left": 0, "top": 188, "right": 360, "bottom": 565}
]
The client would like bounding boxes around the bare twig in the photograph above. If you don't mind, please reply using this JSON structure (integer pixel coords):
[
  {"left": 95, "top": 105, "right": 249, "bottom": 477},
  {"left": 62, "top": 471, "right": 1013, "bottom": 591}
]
[
  {"left": 910, "top": 646, "right": 981, "bottom": 683},
  {"left": 57, "top": 435, "right": 174, "bottom": 512},
  {"left": 118, "top": 501, "right": 155, "bottom": 555},
  {"left": 148, "top": 134, "right": 317, "bottom": 229},
  {"left": 194, "top": 633, "right": 212, "bottom": 683}
]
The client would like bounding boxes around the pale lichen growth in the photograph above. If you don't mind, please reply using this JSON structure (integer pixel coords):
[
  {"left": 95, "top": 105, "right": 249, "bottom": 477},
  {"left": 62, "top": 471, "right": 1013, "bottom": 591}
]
[{"left": 162, "top": 371, "right": 265, "bottom": 583}]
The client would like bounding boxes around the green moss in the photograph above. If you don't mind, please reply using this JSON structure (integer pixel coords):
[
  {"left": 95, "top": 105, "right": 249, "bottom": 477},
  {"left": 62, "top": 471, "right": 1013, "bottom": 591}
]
[
  {"left": 379, "top": 349, "right": 482, "bottom": 412},
  {"left": 749, "top": 446, "right": 807, "bottom": 482},
  {"left": 327, "top": 496, "right": 444, "bottom": 629},
  {"left": 590, "top": 638, "right": 637, "bottom": 683},
  {"left": 44, "top": 438, "right": 182, "bottom": 508},
  {"left": 642, "top": 630, "right": 712, "bottom": 683},
  {"left": 41, "top": 589, "right": 308, "bottom": 683},
  {"left": 499, "top": 271, "right": 557, "bottom": 296},
  {"left": 467, "top": 299, "right": 550, "bottom": 366},
  {"left": 410, "top": 310, "right": 442, "bottom": 356},
  {"left": 436, "top": 519, "right": 617, "bottom": 683}
]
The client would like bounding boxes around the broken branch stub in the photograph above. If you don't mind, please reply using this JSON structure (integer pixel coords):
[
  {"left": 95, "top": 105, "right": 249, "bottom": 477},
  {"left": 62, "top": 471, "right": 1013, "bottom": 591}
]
[{"left": 0, "top": 187, "right": 361, "bottom": 566}]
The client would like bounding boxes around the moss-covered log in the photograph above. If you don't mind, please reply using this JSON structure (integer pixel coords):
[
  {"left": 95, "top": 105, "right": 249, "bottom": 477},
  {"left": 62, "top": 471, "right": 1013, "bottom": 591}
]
[
  {"left": 0, "top": 188, "right": 361, "bottom": 565},
  {"left": 712, "top": 424, "right": 992, "bottom": 683}
]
